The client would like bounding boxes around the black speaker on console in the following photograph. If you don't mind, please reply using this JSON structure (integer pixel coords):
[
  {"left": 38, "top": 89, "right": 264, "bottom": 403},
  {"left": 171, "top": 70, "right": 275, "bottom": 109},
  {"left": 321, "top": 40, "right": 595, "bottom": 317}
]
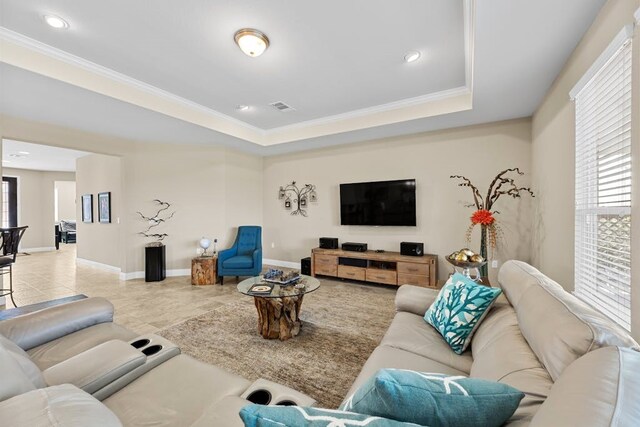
[
  {"left": 301, "top": 257, "right": 311, "bottom": 275},
  {"left": 400, "top": 242, "right": 424, "bottom": 257},
  {"left": 342, "top": 242, "right": 368, "bottom": 252},
  {"left": 319, "top": 237, "right": 339, "bottom": 249}
]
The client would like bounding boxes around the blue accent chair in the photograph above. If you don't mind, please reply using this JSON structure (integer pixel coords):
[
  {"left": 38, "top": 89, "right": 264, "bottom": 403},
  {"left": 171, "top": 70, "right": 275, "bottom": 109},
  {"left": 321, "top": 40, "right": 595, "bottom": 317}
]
[{"left": 218, "top": 226, "right": 262, "bottom": 284}]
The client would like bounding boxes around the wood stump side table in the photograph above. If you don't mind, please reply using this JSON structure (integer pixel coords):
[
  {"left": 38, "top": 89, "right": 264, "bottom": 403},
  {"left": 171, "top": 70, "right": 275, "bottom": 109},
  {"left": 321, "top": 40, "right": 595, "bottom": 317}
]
[
  {"left": 237, "top": 275, "right": 321, "bottom": 341},
  {"left": 191, "top": 256, "right": 217, "bottom": 286}
]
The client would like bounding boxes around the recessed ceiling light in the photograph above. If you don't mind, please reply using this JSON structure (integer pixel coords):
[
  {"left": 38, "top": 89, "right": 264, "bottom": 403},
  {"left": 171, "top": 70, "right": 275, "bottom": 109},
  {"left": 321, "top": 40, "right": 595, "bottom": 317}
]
[
  {"left": 234, "top": 28, "right": 270, "bottom": 57},
  {"left": 236, "top": 105, "right": 250, "bottom": 111},
  {"left": 404, "top": 51, "right": 421, "bottom": 63},
  {"left": 44, "top": 14, "right": 69, "bottom": 29}
]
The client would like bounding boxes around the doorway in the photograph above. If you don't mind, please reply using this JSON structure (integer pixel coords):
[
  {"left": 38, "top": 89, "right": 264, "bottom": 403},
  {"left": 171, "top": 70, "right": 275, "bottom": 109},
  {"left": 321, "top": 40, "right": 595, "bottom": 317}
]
[{"left": 2, "top": 177, "right": 17, "bottom": 228}]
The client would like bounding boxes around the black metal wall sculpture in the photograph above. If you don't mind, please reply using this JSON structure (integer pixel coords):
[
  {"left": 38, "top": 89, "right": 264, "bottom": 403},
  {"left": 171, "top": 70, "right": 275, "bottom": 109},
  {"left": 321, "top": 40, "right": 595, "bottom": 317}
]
[
  {"left": 278, "top": 181, "right": 317, "bottom": 216},
  {"left": 137, "top": 199, "right": 175, "bottom": 242}
]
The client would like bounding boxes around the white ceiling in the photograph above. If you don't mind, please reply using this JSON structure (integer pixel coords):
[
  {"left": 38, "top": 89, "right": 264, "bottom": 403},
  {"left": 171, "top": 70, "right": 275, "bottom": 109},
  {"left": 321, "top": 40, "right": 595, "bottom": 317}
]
[
  {"left": 0, "top": 0, "right": 607, "bottom": 154},
  {"left": 2, "top": 139, "right": 89, "bottom": 172}
]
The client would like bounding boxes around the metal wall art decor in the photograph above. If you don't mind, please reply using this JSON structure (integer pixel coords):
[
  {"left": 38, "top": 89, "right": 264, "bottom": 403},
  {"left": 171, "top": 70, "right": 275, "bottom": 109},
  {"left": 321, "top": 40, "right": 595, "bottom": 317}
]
[
  {"left": 137, "top": 199, "right": 175, "bottom": 242},
  {"left": 278, "top": 181, "right": 317, "bottom": 216}
]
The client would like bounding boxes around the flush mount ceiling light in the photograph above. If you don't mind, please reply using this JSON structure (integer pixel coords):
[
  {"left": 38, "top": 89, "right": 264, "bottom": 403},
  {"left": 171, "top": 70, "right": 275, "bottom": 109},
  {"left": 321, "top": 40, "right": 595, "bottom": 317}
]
[
  {"left": 236, "top": 105, "right": 250, "bottom": 111},
  {"left": 404, "top": 50, "right": 421, "bottom": 63},
  {"left": 234, "top": 28, "right": 269, "bottom": 57},
  {"left": 43, "top": 14, "right": 69, "bottom": 29}
]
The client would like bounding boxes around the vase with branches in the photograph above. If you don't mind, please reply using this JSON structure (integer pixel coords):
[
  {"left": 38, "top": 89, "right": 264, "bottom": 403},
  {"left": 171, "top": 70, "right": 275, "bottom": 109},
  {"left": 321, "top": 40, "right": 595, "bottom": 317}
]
[{"left": 450, "top": 168, "right": 534, "bottom": 277}]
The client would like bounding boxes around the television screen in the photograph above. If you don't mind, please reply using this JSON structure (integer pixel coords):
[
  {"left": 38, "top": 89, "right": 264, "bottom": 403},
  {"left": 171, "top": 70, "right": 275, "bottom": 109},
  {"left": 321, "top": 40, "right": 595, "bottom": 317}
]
[{"left": 340, "top": 179, "right": 416, "bottom": 226}]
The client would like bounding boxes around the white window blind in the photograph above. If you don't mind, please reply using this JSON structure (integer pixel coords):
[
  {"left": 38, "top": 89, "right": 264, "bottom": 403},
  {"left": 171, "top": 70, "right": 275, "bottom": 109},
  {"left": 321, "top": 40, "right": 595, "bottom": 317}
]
[{"left": 573, "top": 33, "right": 632, "bottom": 330}]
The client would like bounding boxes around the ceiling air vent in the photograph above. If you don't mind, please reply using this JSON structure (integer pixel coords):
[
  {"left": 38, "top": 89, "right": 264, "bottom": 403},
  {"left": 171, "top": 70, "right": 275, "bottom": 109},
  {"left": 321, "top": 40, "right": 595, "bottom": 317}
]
[{"left": 270, "top": 101, "right": 295, "bottom": 112}]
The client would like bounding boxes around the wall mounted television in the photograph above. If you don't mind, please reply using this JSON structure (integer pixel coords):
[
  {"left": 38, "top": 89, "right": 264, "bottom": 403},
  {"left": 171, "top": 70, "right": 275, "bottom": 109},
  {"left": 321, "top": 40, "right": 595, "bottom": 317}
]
[{"left": 340, "top": 179, "right": 417, "bottom": 226}]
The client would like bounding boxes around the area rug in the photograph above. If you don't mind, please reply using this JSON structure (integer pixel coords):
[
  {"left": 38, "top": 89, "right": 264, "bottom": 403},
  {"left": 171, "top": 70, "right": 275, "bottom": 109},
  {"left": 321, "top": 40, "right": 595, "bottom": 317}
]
[{"left": 158, "top": 281, "right": 396, "bottom": 408}]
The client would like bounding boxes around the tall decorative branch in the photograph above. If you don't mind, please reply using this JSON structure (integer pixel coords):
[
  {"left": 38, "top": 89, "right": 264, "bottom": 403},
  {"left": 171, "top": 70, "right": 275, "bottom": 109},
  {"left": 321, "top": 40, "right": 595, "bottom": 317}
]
[
  {"left": 450, "top": 168, "right": 534, "bottom": 276},
  {"left": 137, "top": 199, "right": 175, "bottom": 243},
  {"left": 278, "top": 181, "right": 317, "bottom": 217}
]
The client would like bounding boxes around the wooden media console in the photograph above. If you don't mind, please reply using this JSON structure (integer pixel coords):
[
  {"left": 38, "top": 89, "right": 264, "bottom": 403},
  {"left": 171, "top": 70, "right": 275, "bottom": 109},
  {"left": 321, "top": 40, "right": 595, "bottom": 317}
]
[{"left": 311, "top": 247, "right": 438, "bottom": 289}]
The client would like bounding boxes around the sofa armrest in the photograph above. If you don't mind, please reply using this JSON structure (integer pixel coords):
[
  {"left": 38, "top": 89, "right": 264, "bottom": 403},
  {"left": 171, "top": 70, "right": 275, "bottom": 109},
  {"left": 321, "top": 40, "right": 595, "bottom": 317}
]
[
  {"left": 43, "top": 340, "right": 146, "bottom": 395},
  {"left": 395, "top": 285, "right": 440, "bottom": 316},
  {"left": 0, "top": 297, "right": 114, "bottom": 350},
  {"left": 0, "top": 384, "right": 123, "bottom": 427}
]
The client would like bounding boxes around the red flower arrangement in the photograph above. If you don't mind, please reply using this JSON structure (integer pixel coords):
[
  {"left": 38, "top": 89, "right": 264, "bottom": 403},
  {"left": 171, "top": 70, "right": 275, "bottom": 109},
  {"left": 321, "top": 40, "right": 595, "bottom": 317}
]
[
  {"left": 471, "top": 209, "right": 495, "bottom": 226},
  {"left": 451, "top": 168, "right": 534, "bottom": 276}
]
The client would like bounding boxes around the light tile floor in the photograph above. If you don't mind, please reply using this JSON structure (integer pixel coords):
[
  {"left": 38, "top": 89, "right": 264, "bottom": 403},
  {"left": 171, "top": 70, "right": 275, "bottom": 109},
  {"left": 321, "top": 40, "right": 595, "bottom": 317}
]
[{"left": 2, "top": 245, "right": 242, "bottom": 334}]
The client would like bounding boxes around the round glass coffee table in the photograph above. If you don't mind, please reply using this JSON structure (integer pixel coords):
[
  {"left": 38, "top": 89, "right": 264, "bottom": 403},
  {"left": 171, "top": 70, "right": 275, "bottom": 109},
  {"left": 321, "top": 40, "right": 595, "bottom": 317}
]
[{"left": 237, "top": 275, "right": 320, "bottom": 341}]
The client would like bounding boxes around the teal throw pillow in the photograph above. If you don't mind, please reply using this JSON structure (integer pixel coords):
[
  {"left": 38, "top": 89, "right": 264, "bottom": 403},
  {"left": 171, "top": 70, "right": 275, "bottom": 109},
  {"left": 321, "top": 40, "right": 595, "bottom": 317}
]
[
  {"left": 340, "top": 369, "right": 524, "bottom": 427},
  {"left": 424, "top": 272, "right": 501, "bottom": 354},
  {"left": 239, "top": 404, "right": 422, "bottom": 427}
]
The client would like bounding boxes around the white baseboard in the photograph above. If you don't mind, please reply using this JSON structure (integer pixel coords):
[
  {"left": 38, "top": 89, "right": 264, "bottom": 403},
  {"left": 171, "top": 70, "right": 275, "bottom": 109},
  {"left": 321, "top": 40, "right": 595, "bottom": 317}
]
[
  {"left": 21, "top": 247, "right": 56, "bottom": 253},
  {"left": 76, "top": 258, "right": 121, "bottom": 273},
  {"left": 264, "top": 259, "right": 302, "bottom": 269},
  {"left": 119, "top": 269, "right": 191, "bottom": 281}
]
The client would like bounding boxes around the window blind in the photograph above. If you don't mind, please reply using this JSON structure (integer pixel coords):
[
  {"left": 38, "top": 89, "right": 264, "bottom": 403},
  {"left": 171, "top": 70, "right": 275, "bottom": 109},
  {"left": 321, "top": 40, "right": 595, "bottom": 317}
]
[{"left": 573, "top": 34, "right": 632, "bottom": 330}]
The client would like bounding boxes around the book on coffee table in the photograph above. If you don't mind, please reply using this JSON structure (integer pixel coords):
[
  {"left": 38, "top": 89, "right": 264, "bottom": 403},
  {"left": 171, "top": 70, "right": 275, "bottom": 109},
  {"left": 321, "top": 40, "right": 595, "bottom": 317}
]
[{"left": 248, "top": 283, "right": 274, "bottom": 295}]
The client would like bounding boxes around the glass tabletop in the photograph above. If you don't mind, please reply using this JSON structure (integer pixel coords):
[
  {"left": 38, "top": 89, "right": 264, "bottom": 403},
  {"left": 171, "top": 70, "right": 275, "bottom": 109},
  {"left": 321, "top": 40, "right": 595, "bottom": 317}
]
[{"left": 237, "top": 275, "right": 320, "bottom": 298}]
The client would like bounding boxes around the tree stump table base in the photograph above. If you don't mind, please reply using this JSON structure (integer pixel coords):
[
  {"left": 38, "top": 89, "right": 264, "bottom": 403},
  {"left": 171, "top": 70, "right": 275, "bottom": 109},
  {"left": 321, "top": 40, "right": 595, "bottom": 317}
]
[{"left": 254, "top": 295, "right": 304, "bottom": 340}]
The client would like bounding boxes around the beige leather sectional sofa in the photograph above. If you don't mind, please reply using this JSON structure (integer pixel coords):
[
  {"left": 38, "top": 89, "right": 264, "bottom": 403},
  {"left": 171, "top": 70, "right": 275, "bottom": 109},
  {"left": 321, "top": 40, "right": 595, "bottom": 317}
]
[
  {"left": 345, "top": 260, "right": 640, "bottom": 426},
  {"left": 0, "top": 297, "right": 314, "bottom": 427},
  {"left": 1, "top": 260, "right": 639, "bottom": 426}
]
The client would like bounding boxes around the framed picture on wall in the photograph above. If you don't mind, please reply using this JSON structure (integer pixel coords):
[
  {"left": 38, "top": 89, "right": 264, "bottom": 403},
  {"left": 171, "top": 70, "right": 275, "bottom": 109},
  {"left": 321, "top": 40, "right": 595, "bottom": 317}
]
[
  {"left": 82, "top": 194, "right": 93, "bottom": 223},
  {"left": 98, "top": 192, "right": 111, "bottom": 223}
]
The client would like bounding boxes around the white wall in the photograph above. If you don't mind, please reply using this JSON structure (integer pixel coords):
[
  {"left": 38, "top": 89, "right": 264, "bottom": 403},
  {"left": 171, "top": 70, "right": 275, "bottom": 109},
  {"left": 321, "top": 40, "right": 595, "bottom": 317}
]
[
  {"left": 2, "top": 167, "right": 75, "bottom": 250},
  {"left": 55, "top": 180, "right": 76, "bottom": 222},
  {"left": 263, "top": 119, "right": 533, "bottom": 283},
  {"left": 76, "top": 154, "right": 122, "bottom": 268}
]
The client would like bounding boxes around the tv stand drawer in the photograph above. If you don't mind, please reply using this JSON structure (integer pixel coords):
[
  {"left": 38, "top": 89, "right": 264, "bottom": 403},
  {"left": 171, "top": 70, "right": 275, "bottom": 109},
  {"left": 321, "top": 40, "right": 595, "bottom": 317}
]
[
  {"left": 338, "top": 265, "right": 366, "bottom": 281},
  {"left": 397, "top": 262, "right": 428, "bottom": 276},
  {"left": 398, "top": 273, "right": 430, "bottom": 287},
  {"left": 365, "top": 269, "right": 397, "bottom": 285}
]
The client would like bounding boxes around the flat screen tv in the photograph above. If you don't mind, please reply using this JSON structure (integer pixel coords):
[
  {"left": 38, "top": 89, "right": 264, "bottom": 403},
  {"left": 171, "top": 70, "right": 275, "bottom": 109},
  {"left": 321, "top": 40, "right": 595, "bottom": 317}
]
[{"left": 340, "top": 179, "right": 416, "bottom": 226}]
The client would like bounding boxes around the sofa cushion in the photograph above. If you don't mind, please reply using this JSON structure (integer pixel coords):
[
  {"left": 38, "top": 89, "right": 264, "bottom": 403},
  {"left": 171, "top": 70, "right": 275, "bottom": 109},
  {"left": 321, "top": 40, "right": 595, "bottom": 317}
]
[
  {"left": 0, "top": 384, "right": 122, "bottom": 427},
  {"left": 343, "top": 345, "right": 468, "bottom": 406},
  {"left": 498, "top": 261, "right": 639, "bottom": 381},
  {"left": 424, "top": 273, "right": 502, "bottom": 354},
  {"left": 0, "top": 340, "right": 37, "bottom": 401},
  {"left": 104, "top": 354, "right": 251, "bottom": 427},
  {"left": 240, "top": 405, "right": 416, "bottom": 427},
  {"left": 191, "top": 395, "right": 248, "bottom": 427},
  {"left": 222, "top": 255, "right": 253, "bottom": 269},
  {"left": 341, "top": 369, "right": 524, "bottom": 427},
  {"left": 531, "top": 347, "right": 640, "bottom": 426},
  {"left": 395, "top": 285, "right": 439, "bottom": 316},
  {"left": 0, "top": 334, "right": 46, "bottom": 390},
  {"left": 470, "top": 302, "right": 553, "bottom": 424},
  {"left": 380, "top": 312, "right": 473, "bottom": 374},
  {"left": 27, "top": 322, "right": 137, "bottom": 370}
]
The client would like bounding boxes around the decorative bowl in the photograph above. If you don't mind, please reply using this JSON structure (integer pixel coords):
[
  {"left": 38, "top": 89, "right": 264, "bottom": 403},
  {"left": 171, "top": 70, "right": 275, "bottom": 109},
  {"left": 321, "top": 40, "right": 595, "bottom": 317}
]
[{"left": 446, "top": 258, "right": 487, "bottom": 270}]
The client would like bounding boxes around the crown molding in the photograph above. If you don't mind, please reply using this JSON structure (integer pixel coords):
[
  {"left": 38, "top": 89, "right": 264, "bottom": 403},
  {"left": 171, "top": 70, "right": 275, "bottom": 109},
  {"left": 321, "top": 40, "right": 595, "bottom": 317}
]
[
  {"left": 464, "top": 0, "right": 476, "bottom": 92},
  {"left": 0, "top": 27, "right": 265, "bottom": 137},
  {"left": 265, "top": 86, "right": 471, "bottom": 135},
  {"left": 0, "top": 7, "right": 476, "bottom": 147}
]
